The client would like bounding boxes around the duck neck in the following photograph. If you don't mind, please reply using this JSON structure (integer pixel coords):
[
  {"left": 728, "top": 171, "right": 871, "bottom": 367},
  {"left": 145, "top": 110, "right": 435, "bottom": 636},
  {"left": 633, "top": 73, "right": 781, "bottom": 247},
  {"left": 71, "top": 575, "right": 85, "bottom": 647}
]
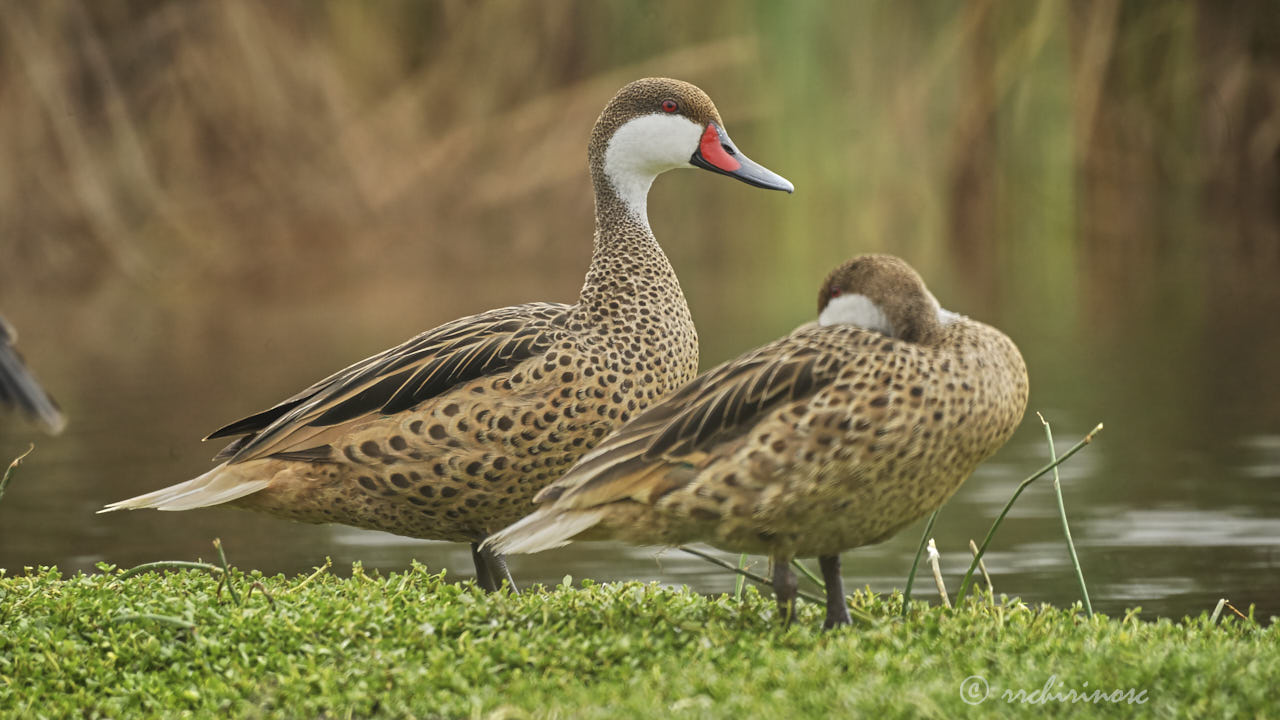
[{"left": 577, "top": 166, "right": 692, "bottom": 334}]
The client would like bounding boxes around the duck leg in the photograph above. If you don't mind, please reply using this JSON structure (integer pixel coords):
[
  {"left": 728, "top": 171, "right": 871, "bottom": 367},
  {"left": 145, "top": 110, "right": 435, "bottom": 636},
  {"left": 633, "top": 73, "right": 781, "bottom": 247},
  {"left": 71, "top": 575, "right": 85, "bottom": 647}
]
[
  {"left": 772, "top": 556, "right": 798, "bottom": 627},
  {"left": 470, "top": 538, "right": 519, "bottom": 594},
  {"left": 819, "top": 555, "right": 852, "bottom": 629},
  {"left": 482, "top": 547, "right": 519, "bottom": 595},
  {"left": 470, "top": 542, "right": 499, "bottom": 592}
]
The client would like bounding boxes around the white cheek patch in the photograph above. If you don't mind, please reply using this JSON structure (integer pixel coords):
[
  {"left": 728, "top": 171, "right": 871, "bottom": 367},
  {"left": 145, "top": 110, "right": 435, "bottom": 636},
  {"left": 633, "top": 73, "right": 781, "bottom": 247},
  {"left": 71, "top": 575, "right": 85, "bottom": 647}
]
[
  {"left": 604, "top": 114, "right": 704, "bottom": 222},
  {"left": 818, "top": 293, "right": 894, "bottom": 335}
]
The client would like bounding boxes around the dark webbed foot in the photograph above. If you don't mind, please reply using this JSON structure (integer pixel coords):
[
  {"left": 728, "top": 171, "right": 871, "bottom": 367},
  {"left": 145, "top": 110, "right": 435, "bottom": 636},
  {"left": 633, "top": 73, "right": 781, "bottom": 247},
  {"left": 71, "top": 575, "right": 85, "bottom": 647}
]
[
  {"left": 772, "top": 557, "right": 798, "bottom": 627},
  {"left": 819, "top": 554, "right": 851, "bottom": 629}
]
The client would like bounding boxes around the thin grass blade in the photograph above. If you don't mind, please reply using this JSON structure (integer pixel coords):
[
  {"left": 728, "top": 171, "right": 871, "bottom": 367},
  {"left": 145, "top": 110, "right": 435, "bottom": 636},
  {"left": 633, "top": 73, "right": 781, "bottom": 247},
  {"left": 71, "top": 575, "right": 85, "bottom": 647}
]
[
  {"left": 956, "top": 423, "right": 1103, "bottom": 606},
  {"left": 1040, "top": 413, "right": 1092, "bottom": 616}
]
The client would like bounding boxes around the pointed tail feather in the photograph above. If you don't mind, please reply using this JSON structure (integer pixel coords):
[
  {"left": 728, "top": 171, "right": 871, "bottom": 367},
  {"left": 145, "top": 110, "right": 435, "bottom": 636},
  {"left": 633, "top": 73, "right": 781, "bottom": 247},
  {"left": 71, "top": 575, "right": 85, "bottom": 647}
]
[
  {"left": 483, "top": 507, "right": 606, "bottom": 555},
  {"left": 98, "top": 464, "right": 270, "bottom": 513}
]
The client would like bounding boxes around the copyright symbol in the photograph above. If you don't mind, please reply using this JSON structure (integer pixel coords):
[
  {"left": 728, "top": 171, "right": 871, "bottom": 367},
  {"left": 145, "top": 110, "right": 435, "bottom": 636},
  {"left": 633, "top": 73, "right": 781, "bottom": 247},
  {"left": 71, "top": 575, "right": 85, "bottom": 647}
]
[{"left": 960, "top": 675, "right": 989, "bottom": 705}]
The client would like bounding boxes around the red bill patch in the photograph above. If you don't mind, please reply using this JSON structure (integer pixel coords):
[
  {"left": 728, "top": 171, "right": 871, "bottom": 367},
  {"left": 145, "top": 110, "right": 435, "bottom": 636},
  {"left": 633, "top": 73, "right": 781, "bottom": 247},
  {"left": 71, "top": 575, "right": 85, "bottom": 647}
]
[{"left": 699, "top": 124, "right": 742, "bottom": 172}]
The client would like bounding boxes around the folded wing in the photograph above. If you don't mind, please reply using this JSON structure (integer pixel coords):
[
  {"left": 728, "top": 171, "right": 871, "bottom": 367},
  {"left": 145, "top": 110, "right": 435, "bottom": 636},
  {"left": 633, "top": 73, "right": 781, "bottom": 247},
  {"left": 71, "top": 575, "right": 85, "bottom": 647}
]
[
  {"left": 537, "top": 328, "right": 844, "bottom": 510},
  {"left": 208, "top": 302, "right": 570, "bottom": 464}
]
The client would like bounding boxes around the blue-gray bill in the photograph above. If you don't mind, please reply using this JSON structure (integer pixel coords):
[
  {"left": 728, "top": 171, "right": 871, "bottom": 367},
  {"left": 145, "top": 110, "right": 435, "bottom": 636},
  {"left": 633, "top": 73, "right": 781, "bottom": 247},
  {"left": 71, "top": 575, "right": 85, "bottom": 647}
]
[{"left": 690, "top": 122, "right": 794, "bottom": 193}]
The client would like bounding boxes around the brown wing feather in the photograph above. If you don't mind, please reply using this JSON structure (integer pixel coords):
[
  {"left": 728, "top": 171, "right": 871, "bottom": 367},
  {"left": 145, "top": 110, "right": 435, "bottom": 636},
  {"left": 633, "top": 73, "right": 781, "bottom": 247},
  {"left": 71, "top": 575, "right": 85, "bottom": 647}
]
[
  {"left": 211, "top": 302, "right": 570, "bottom": 464},
  {"left": 541, "top": 328, "right": 845, "bottom": 509}
]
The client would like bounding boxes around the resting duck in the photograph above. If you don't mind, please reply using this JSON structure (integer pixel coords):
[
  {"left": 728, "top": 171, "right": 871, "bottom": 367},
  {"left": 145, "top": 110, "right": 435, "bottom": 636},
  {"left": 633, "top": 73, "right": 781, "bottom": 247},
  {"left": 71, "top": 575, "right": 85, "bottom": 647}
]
[{"left": 487, "top": 254, "right": 1028, "bottom": 626}]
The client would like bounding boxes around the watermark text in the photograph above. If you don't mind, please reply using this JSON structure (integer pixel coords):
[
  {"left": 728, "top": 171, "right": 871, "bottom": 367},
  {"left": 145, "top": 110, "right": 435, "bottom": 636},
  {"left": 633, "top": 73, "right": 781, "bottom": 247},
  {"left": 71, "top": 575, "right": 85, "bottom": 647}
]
[{"left": 960, "top": 675, "right": 1149, "bottom": 706}]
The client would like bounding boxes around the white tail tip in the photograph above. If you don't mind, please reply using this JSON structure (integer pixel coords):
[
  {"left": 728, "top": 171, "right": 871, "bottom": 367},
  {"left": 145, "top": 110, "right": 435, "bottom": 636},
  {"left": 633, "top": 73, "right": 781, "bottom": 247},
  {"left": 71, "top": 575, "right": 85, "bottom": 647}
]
[
  {"left": 99, "top": 464, "right": 269, "bottom": 513},
  {"left": 484, "top": 508, "right": 606, "bottom": 555}
]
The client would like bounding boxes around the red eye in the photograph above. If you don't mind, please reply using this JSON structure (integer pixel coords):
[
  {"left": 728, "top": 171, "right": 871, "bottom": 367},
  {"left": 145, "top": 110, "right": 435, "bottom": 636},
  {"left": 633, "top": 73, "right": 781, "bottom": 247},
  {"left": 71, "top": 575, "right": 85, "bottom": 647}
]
[
  {"left": 661, "top": 99, "right": 678, "bottom": 113},
  {"left": 829, "top": 288, "right": 843, "bottom": 299}
]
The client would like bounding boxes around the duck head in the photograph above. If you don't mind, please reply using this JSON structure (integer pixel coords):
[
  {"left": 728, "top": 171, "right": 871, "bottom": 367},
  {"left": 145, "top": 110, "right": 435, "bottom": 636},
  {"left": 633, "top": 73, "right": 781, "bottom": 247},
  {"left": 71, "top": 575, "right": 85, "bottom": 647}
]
[
  {"left": 590, "top": 78, "right": 793, "bottom": 221},
  {"left": 817, "top": 254, "right": 950, "bottom": 345}
]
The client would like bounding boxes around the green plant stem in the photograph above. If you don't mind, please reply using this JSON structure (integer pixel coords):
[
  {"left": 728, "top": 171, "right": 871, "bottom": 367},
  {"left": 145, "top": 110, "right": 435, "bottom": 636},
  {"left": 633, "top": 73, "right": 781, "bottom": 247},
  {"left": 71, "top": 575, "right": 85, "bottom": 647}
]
[
  {"left": 733, "top": 554, "right": 748, "bottom": 601},
  {"left": 119, "top": 561, "right": 224, "bottom": 580},
  {"left": 968, "top": 539, "right": 993, "bottom": 593},
  {"left": 212, "top": 538, "right": 242, "bottom": 606},
  {"left": 1041, "top": 414, "right": 1092, "bottom": 617},
  {"left": 677, "top": 546, "right": 824, "bottom": 606},
  {"left": 0, "top": 444, "right": 34, "bottom": 507},
  {"left": 956, "top": 422, "right": 1104, "bottom": 607},
  {"left": 283, "top": 557, "right": 333, "bottom": 596},
  {"left": 790, "top": 559, "right": 825, "bottom": 591},
  {"left": 901, "top": 508, "right": 940, "bottom": 617}
]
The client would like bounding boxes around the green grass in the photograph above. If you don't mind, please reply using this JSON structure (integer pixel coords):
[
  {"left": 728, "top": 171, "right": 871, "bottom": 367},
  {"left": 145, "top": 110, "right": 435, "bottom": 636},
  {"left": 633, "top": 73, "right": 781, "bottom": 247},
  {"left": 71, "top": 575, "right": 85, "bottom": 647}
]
[{"left": 2, "top": 562, "right": 1274, "bottom": 719}]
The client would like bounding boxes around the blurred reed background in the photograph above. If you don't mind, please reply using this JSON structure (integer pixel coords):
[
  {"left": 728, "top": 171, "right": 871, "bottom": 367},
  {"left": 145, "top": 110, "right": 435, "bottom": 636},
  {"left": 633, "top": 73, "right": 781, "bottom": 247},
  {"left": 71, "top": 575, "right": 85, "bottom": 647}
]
[{"left": 1, "top": 0, "right": 1277, "bottom": 617}]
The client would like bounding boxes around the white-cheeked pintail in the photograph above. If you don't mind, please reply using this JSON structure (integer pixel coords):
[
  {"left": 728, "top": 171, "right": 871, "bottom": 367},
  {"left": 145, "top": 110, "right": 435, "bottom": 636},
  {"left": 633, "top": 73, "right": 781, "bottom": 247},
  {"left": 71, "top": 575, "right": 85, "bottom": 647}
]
[
  {"left": 100, "top": 78, "right": 793, "bottom": 592},
  {"left": 487, "top": 254, "right": 1028, "bottom": 625}
]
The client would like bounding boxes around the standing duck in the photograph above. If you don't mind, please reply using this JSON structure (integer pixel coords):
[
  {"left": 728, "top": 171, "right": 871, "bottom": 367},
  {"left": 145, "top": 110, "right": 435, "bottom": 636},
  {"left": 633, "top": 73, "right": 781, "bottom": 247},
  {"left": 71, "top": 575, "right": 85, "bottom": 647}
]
[
  {"left": 486, "top": 254, "right": 1028, "bottom": 625},
  {"left": 0, "top": 315, "right": 65, "bottom": 434},
  {"left": 100, "top": 78, "right": 793, "bottom": 592}
]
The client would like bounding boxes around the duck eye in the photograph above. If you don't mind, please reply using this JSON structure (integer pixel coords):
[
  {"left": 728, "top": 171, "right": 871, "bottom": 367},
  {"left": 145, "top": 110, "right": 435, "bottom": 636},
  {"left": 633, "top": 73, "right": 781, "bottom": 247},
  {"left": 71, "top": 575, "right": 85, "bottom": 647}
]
[
  {"left": 829, "top": 288, "right": 843, "bottom": 299},
  {"left": 661, "top": 99, "right": 679, "bottom": 113}
]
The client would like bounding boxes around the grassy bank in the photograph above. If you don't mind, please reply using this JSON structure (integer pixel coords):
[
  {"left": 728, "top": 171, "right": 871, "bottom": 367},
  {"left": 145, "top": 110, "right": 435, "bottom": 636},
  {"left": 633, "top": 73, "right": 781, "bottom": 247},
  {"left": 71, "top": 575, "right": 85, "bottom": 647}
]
[{"left": 2, "top": 562, "right": 1274, "bottom": 718}]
